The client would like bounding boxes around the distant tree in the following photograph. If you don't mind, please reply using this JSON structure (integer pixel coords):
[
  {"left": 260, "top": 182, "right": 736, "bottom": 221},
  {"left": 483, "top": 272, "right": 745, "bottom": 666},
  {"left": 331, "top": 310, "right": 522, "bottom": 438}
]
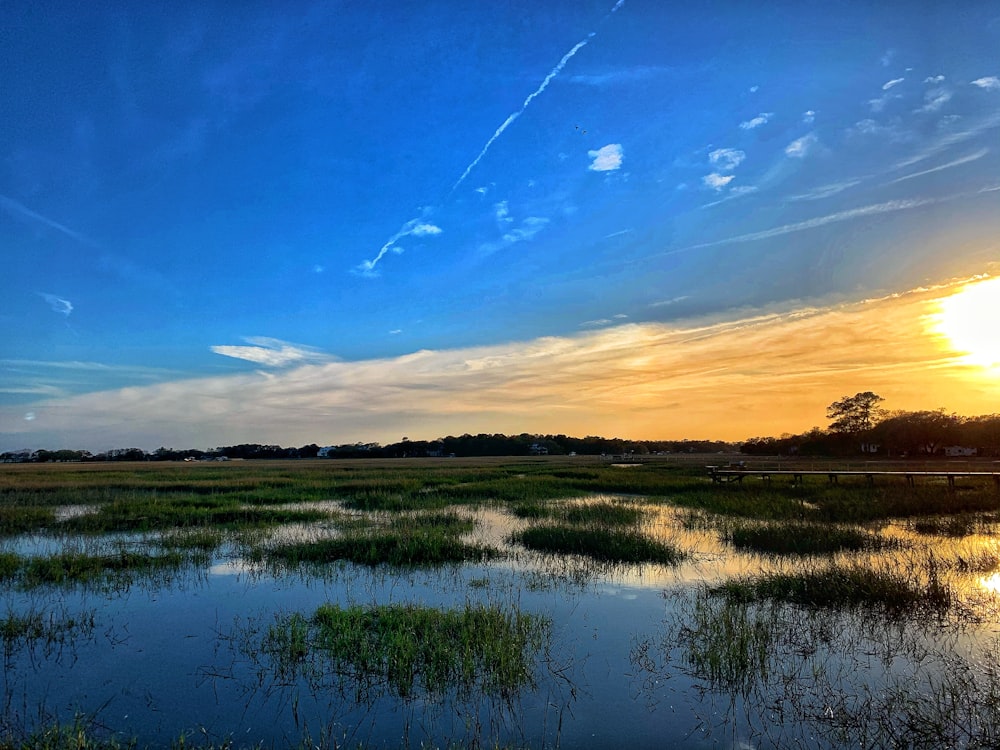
[{"left": 826, "top": 392, "right": 885, "bottom": 434}]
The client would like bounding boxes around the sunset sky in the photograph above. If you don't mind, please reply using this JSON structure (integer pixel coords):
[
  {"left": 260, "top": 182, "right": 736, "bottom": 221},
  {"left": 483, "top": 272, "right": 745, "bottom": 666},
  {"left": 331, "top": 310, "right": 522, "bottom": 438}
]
[{"left": 2, "top": 1, "right": 998, "bottom": 452}]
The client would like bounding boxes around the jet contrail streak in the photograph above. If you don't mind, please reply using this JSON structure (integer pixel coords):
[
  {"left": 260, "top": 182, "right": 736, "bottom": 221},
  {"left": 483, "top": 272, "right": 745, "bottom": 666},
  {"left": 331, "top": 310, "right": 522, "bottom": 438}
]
[{"left": 359, "top": 0, "right": 627, "bottom": 274}]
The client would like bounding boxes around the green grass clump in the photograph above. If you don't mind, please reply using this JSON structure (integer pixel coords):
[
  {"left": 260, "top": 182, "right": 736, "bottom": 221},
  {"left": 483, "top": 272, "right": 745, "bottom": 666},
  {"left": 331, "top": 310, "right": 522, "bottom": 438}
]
[
  {"left": 723, "top": 521, "right": 895, "bottom": 555},
  {"left": 0, "top": 552, "right": 20, "bottom": 580},
  {"left": 0, "top": 506, "right": 57, "bottom": 536},
  {"left": 259, "top": 531, "right": 494, "bottom": 568},
  {"left": 712, "top": 561, "right": 950, "bottom": 614},
  {"left": 515, "top": 524, "right": 686, "bottom": 565},
  {"left": 562, "top": 501, "right": 644, "bottom": 526},
  {"left": 20, "top": 549, "right": 203, "bottom": 588},
  {"left": 264, "top": 603, "right": 549, "bottom": 699}
]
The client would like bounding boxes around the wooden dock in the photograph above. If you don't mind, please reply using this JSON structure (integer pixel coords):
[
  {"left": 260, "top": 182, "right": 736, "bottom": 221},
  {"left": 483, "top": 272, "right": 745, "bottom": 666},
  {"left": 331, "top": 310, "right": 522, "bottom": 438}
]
[{"left": 707, "top": 465, "right": 1000, "bottom": 490}]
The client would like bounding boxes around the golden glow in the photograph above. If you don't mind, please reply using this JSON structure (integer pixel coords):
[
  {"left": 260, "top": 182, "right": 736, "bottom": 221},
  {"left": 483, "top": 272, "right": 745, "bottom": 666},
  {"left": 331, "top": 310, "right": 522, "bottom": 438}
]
[{"left": 929, "top": 277, "right": 1000, "bottom": 368}]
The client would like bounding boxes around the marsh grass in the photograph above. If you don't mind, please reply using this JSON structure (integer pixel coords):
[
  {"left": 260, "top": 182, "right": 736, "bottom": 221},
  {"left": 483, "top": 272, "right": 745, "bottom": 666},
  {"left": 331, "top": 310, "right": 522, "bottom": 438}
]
[
  {"left": 660, "top": 586, "right": 1000, "bottom": 750},
  {"left": 19, "top": 548, "right": 208, "bottom": 589},
  {"left": 723, "top": 520, "right": 898, "bottom": 555},
  {"left": 254, "top": 512, "right": 491, "bottom": 568},
  {"left": 514, "top": 524, "right": 686, "bottom": 565},
  {"left": 262, "top": 602, "right": 549, "bottom": 700},
  {"left": 712, "top": 558, "right": 951, "bottom": 615},
  {"left": 909, "top": 513, "right": 995, "bottom": 537},
  {"left": 562, "top": 501, "right": 644, "bottom": 526}
]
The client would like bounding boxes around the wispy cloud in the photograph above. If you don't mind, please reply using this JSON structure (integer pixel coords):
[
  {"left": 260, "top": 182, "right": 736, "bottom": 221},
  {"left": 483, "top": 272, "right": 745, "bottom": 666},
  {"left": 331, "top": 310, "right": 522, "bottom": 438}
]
[
  {"left": 355, "top": 217, "right": 443, "bottom": 276},
  {"left": 210, "top": 337, "right": 333, "bottom": 367},
  {"left": 568, "top": 64, "right": 673, "bottom": 86},
  {"left": 708, "top": 148, "right": 745, "bottom": 171},
  {"left": 784, "top": 134, "right": 817, "bottom": 158},
  {"left": 886, "top": 148, "right": 989, "bottom": 185},
  {"left": 802, "top": 110, "right": 816, "bottom": 124},
  {"left": 924, "top": 75, "right": 945, "bottom": 84},
  {"left": 971, "top": 76, "right": 1000, "bottom": 91},
  {"left": 588, "top": 143, "right": 623, "bottom": 171},
  {"left": 882, "top": 77, "right": 905, "bottom": 90},
  {"left": 670, "top": 198, "right": 936, "bottom": 254},
  {"left": 916, "top": 86, "right": 952, "bottom": 112},
  {"left": 702, "top": 173, "right": 734, "bottom": 191},
  {"left": 788, "top": 178, "right": 863, "bottom": 201},
  {"left": 739, "top": 112, "right": 773, "bottom": 130},
  {"left": 0, "top": 195, "right": 95, "bottom": 246},
  {"left": 37, "top": 293, "right": 73, "bottom": 316}
]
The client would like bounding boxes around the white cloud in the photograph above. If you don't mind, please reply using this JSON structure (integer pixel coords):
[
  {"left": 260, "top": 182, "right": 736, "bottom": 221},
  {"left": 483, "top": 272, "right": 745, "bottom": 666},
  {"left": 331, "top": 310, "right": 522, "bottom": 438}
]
[
  {"left": 784, "top": 134, "right": 817, "bottom": 158},
  {"left": 708, "top": 148, "right": 745, "bottom": 171},
  {"left": 802, "top": 110, "right": 816, "bottom": 124},
  {"left": 749, "top": 85, "right": 759, "bottom": 93},
  {"left": 588, "top": 143, "right": 624, "bottom": 171},
  {"left": 916, "top": 87, "right": 952, "bottom": 112},
  {"left": 886, "top": 148, "right": 989, "bottom": 185},
  {"left": 788, "top": 179, "right": 863, "bottom": 201},
  {"left": 669, "top": 198, "right": 936, "bottom": 254},
  {"left": 410, "top": 223, "right": 442, "bottom": 236},
  {"left": 924, "top": 75, "right": 945, "bottom": 84},
  {"left": 880, "top": 49, "right": 895, "bottom": 67},
  {"left": 38, "top": 293, "right": 73, "bottom": 316},
  {"left": 882, "top": 77, "right": 905, "bottom": 90},
  {"left": 580, "top": 318, "right": 613, "bottom": 327},
  {"left": 494, "top": 201, "right": 512, "bottom": 223},
  {"left": 210, "top": 337, "right": 332, "bottom": 368},
  {"left": 971, "top": 76, "right": 1000, "bottom": 91},
  {"left": 739, "top": 112, "right": 773, "bottom": 130},
  {"left": 702, "top": 173, "right": 735, "bottom": 190}
]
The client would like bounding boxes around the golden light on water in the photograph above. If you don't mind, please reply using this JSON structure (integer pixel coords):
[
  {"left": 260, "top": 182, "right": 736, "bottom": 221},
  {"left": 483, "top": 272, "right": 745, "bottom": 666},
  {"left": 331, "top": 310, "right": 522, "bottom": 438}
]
[{"left": 928, "top": 277, "right": 1000, "bottom": 369}]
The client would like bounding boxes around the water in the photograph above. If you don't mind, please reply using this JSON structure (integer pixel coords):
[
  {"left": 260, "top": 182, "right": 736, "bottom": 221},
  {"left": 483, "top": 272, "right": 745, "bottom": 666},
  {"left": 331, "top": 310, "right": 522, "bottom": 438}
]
[{"left": 2, "top": 499, "right": 998, "bottom": 748}]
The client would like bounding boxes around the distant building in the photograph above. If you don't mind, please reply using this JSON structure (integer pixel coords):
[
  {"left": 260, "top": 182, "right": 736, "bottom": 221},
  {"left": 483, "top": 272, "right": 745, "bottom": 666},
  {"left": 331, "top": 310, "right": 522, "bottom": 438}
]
[
  {"left": 529, "top": 443, "right": 548, "bottom": 455},
  {"left": 943, "top": 445, "right": 978, "bottom": 457}
]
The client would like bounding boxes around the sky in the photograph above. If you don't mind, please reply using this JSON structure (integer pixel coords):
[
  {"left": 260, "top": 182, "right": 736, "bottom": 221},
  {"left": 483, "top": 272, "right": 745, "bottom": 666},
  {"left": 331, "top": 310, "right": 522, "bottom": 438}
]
[{"left": 1, "top": 0, "right": 999, "bottom": 452}]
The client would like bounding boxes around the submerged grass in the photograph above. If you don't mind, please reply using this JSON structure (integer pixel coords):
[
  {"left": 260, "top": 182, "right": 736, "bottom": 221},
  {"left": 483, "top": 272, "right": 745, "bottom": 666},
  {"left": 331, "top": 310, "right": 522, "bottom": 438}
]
[{"left": 263, "top": 602, "right": 549, "bottom": 700}]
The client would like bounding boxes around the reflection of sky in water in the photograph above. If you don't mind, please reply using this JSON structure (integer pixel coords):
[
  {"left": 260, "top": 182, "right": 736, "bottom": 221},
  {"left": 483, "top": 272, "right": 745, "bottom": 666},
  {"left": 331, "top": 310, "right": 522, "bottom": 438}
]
[{"left": 4, "top": 496, "right": 1000, "bottom": 747}]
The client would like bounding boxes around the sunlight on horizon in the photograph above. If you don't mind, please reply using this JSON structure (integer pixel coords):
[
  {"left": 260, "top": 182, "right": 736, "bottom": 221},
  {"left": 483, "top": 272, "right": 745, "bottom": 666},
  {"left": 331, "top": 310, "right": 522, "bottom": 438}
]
[{"left": 927, "top": 276, "right": 1000, "bottom": 370}]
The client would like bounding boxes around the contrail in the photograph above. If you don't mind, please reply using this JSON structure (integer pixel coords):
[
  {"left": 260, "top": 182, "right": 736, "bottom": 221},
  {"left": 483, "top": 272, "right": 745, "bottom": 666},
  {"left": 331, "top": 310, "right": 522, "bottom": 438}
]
[
  {"left": 450, "top": 35, "right": 593, "bottom": 193},
  {"left": 451, "top": 0, "right": 627, "bottom": 192},
  {"left": 0, "top": 194, "right": 96, "bottom": 246},
  {"left": 358, "top": 0, "right": 626, "bottom": 274}
]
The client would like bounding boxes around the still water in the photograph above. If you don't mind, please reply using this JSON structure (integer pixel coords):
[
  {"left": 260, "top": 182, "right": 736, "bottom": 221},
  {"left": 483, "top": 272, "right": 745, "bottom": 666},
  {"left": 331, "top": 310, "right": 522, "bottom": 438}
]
[{"left": 2, "top": 499, "right": 997, "bottom": 748}]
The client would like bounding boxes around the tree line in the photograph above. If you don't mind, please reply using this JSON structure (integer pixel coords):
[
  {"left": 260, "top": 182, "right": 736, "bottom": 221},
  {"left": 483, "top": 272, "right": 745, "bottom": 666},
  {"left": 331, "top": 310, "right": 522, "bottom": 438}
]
[
  {"left": 1, "top": 434, "right": 736, "bottom": 463},
  {"left": 742, "top": 392, "right": 1000, "bottom": 458}
]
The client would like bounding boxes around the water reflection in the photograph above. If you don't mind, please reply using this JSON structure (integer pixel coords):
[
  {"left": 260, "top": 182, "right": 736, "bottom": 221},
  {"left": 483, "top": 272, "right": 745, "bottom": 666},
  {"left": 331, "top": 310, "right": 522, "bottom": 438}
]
[{"left": 2, "top": 494, "right": 1000, "bottom": 747}]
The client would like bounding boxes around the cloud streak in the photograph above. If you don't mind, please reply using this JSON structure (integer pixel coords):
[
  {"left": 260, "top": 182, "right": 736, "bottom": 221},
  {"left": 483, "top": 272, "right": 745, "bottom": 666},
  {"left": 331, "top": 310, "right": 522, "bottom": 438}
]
[
  {"left": 1, "top": 195, "right": 95, "bottom": 246},
  {"left": 669, "top": 198, "right": 937, "bottom": 254},
  {"left": 210, "top": 337, "right": 333, "bottom": 367}
]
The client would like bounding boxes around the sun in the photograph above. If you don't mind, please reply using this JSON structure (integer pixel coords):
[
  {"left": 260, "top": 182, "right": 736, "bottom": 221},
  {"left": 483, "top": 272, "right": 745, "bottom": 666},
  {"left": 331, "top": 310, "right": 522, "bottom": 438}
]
[{"left": 928, "top": 277, "right": 1000, "bottom": 368}]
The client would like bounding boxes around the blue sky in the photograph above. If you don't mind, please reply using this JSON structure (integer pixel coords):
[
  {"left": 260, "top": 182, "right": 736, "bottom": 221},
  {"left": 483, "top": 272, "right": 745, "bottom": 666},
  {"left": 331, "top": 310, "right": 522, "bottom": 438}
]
[{"left": 2, "top": 1, "right": 999, "bottom": 451}]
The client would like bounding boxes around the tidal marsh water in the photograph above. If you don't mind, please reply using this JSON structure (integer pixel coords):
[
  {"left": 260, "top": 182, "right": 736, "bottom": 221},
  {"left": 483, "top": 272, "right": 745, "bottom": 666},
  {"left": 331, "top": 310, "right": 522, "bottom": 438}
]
[{"left": 2, "top": 457, "right": 1000, "bottom": 748}]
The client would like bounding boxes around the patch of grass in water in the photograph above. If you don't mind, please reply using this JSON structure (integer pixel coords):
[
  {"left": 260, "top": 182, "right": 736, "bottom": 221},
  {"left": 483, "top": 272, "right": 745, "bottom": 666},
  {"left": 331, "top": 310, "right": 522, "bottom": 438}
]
[
  {"left": 724, "top": 520, "right": 897, "bottom": 555},
  {"left": 259, "top": 530, "right": 494, "bottom": 568},
  {"left": 264, "top": 603, "right": 549, "bottom": 700},
  {"left": 514, "top": 524, "right": 686, "bottom": 565},
  {"left": 1, "top": 607, "right": 96, "bottom": 655},
  {"left": 562, "top": 501, "right": 644, "bottom": 526},
  {"left": 712, "top": 559, "right": 951, "bottom": 615},
  {"left": 20, "top": 548, "right": 207, "bottom": 588}
]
